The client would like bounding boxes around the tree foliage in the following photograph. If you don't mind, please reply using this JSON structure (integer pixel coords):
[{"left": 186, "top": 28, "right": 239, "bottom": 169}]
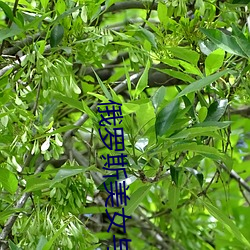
[{"left": 1, "top": 0, "right": 250, "bottom": 249}]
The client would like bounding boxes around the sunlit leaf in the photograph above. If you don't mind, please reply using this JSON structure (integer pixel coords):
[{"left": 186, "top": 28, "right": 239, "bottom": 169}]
[
  {"left": 168, "top": 182, "right": 180, "bottom": 210},
  {"left": 0, "top": 168, "right": 18, "bottom": 194}
]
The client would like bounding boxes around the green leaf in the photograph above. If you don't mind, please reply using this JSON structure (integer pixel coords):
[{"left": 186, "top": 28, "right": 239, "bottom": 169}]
[
  {"left": 0, "top": 2, "right": 14, "bottom": 21},
  {"left": 138, "top": 27, "right": 157, "bottom": 48},
  {"left": 53, "top": 92, "right": 84, "bottom": 112},
  {"left": 53, "top": 5, "right": 83, "bottom": 24},
  {"left": 50, "top": 24, "right": 64, "bottom": 47},
  {"left": 168, "top": 182, "right": 180, "bottom": 210},
  {"left": 9, "top": 241, "right": 22, "bottom": 250},
  {"left": 0, "top": 25, "right": 23, "bottom": 42},
  {"left": 157, "top": 1, "right": 168, "bottom": 24},
  {"left": 170, "top": 126, "right": 220, "bottom": 139},
  {"left": 41, "top": 100, "right": 60, "bottom": 125},
  {"left": 0, "top": 168, "right": 18, "bottom": 194},
  {"left": 183, "top": 155, "right": 204, "bottom": 168},
  {"left": 134, "top": 59, "right": 151, "bottom": 98},
  {"left": 205, "top": 99, "right": 228, "bottom": 122},
  {"left": 24, "top": 177, "right": 51, "bottom": 192},
  {"left": 185, "top": 167, "right": 204, "bottom": 187},
  {"left": 205, "top": 49, "right": 225, "bottom": 75},
  {"left": 115, "top": 184, "right": 151, "bottom": 224},
  {"left": 178, "top": 61, "right": 203, "bottom": 76},
  {"left": 198, "top": 106, "right": 208, "bottom": 122},
  {"left": 168, "top": 47, "right": 200, "bottom": 65},
  {"left": 200, "top": 28, "right": 247, "bottom": 58},
  {"left": 0, "top": 209, "right": 23, "bottom": 223},
  {"left": 194, "top": 121, "right": 231, "bottom": 129},
  {"left": 170, "top": 165, "right": 181, "bottom": 186},
  {"left": 50, "top": 166, "right": 86, "bottom": 186},
  {"left": 40, "top": 0, "right": 49, "bottom": 9},
  {"left": 93, "top": 70, "right": 112, "bottom": 100},
  {"left": 203, "top": 201, "right": 250, "bottom": 248},
  {"left": 36, "top": 236, "right": 48, "bottom": 250},
  {"left": 151, "top": 86, "right": 166, "bottom": 111},
  {"left": 234, "top": 35, "right": 250, "bottom": 58},
  {"left": 42, "top": 223, "right": 69, "bottom": 250},
  {"left": 177, "top": 70, "right": 231, "bottom": 98},
  {"left": 155, "top": 99, "right": 179, "bottom": 137},
  {"left": 156, "top": 67, "right": 195, "bottom": 83}
]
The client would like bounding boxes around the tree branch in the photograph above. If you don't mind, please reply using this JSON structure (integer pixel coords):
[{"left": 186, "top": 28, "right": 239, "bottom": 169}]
[
  {"left": 2, "top": 32, "right": 46, "bottom": 56},
  {"left": 219, "top": 163, "right": 250, "bottom": 193}
]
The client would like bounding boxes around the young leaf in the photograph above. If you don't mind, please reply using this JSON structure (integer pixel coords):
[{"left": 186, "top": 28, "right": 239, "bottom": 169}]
[
  {"left": 205, "top": 49, "right": 225, "bottom": 75},
  {"left": 134, "top": 59, "right": 150, "bottom": 98},
  {"left": 177, "top": 69, "right": 231, "bottom": 97},
  {"left": 168, "top": 47, "right": 200, "bottom": 65},
  {"left": 155, "top": 98, "right": 179, "bottom": 137},
  {"left": 157, "top": 1, "right": 168, "bottom": 24},
  {"left": 0, "top": 168, "right": 18, "bottom": 194},
  {"left": 198, "top": 106, "right": 208, "bottom": 122},
  {"left": 93, "top": 70, "right": 112, "bottom": 100}
]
